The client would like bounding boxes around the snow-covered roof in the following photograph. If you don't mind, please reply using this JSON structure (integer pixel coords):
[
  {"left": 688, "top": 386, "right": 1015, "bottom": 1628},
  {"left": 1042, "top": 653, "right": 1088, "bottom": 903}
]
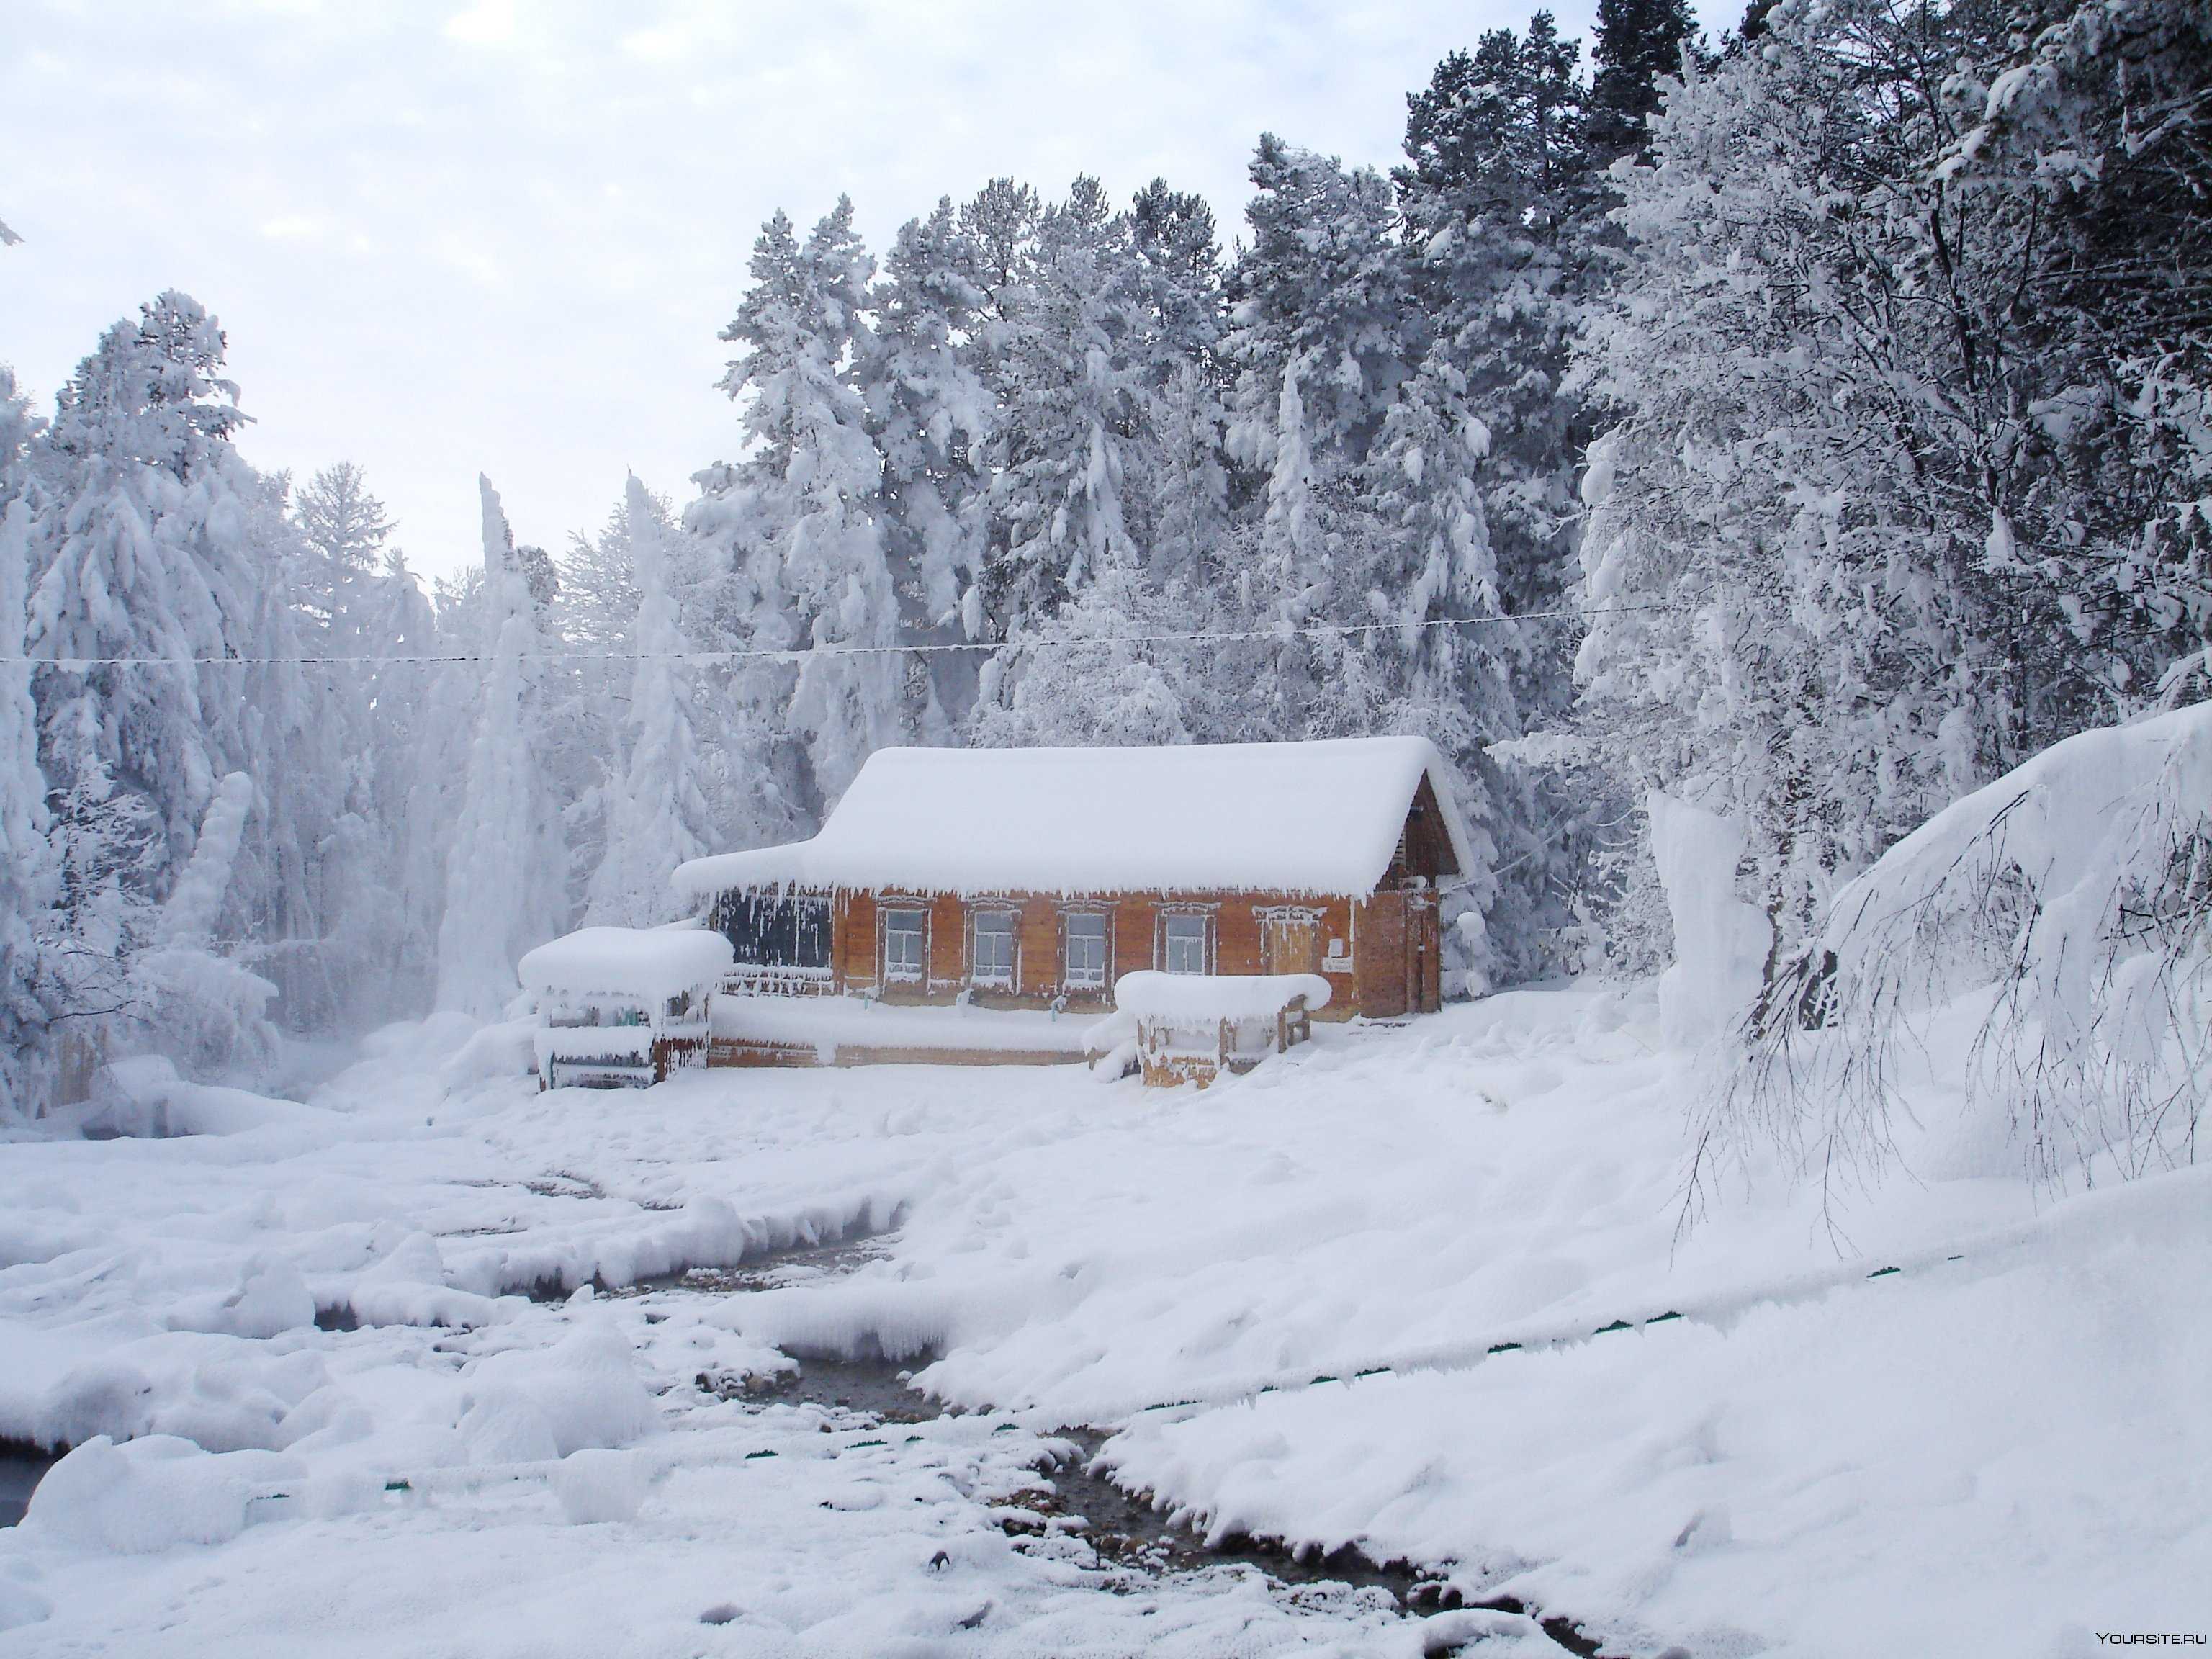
[
  {"left": 518, "top": 925, "right": 734, "bottom": 1001},
  {"left": 673, "top": 737, "right": 1473, "bottom": 899}
]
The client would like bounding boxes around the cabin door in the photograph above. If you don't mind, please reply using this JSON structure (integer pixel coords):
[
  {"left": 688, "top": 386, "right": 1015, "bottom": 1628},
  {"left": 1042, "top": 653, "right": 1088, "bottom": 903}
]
[
  {"left": 1260, "top": 912, "right": 1322, "bottom": 977},
  {"left": 1406, "top": 890, "right": 1440, "bottom": 1013}
]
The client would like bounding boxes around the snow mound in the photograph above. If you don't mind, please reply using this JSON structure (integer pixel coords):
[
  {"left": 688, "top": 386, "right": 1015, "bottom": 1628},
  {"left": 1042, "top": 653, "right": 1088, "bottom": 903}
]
[
  {"left": 438, "top": 1017, "right": 539, "bottom": 1093},
  {"left": 457, "top": 1323, "right": 660, "bottom": 1462},
  {"left": 167, "top": 1256, "right": 315, "bottom": 1339},
  {"left": 553, "top": 1447, "right": 644, "bottom": 1524},
  {"left": 23, "top": 1434, "right": 302, "bottom": 1554},
  {"left": 76, "top": 1057, "right": 321, "bottom": 1139}
]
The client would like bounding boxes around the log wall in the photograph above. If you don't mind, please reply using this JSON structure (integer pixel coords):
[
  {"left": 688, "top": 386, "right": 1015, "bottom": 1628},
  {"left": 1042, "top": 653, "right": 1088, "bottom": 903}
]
[{"left": 828, "top": 889, "right": 1399, "bottom": 1014}]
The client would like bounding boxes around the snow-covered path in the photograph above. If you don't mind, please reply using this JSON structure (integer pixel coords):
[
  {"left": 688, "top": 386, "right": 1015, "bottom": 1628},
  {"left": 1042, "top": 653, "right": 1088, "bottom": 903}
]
[{"left": 1, "top": 986, "right": 2206, "bottom": 1656}]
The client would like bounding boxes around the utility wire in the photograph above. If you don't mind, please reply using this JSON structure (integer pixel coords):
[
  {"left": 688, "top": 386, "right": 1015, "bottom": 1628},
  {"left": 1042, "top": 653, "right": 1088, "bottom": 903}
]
[{"left": 3, "top": 597, "right": 1687, "bottom": 669}]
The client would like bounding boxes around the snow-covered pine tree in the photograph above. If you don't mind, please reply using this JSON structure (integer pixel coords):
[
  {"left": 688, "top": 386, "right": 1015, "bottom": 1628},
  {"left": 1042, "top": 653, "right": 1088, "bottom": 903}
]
[
  {"left": 975, "top": 177, "right": 1144, "bottom": 629},
  {"left": 1395, "top": 14, "right": 1592, "bottom": 648},
  {"left": 292, "top": 462, "right": 395, "bottom": 647},
  {"left": 865, "top": 199, "right": 993, "bottom": 739},
  {"left": 1583, "top": 0, "right": 1699, "bottom": 165},
  {"left": 230, "top": 470, "right": 349, "bottom": 1030},
  {"left": 26, "top": 292, "right": 263, "bottom": 961},
  {"left": 1393, "top": 16, "right": 1605, "bottom": 976},
  {"left": 694, "top": 201, "right": 902, "bottom": 817},
  {"left": 1123, "top": 179, "right": 1231, "bottom": 590},
  {"left": 0, "top": 369, "right": 58, "bottom": 1117},
  {"left": 287, "top": 464, "right": 441, "bottom": 1022},
  {"left": 1220, "top": 138, "right": 1419, "bottom": 739},
  {"left": 584, "top": 475, "right": 715, "bottom": 927},
  {"left": 433, "top": 475, "right": 567, "bottom": 1017}
]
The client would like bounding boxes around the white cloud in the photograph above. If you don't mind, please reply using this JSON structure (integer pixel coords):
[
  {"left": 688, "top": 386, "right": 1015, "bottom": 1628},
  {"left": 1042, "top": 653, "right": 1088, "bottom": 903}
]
[{"left": 443, "top": 0, "right": 516, "bottom": 45}]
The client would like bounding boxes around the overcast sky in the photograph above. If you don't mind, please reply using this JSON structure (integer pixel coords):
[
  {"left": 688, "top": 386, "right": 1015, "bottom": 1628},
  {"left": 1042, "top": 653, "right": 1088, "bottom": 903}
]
[{"left": 3, "top": 0, "right": 1730, "bottom": 582}]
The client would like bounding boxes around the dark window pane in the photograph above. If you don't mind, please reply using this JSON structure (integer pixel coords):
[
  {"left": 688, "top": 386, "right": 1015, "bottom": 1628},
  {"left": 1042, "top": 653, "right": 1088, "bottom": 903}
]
[{"left": 710, "top": 891, "right": 832, "bottom": 969}]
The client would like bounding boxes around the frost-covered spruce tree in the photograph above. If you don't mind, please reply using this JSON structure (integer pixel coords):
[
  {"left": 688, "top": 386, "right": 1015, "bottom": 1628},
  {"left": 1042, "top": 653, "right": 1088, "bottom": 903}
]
[
  {"left": 27, "top": 292, "right": 262, "bottom": 953},
  {"left": 287, "top": 464, "right": 440, "bottom": 1022},
  {"left": 434, "top": 476, "right": 567, "bottom": 1017},
  {"left": 584, "top": 475, "right": 714, "bottom": 927},
  {"left": 0, "top": 369, "right": 58, "bottom": 1116},
  {"left": 1395, "top": 15, "right": 1593, "bottom": 660},
  {"left": 694, "top": 201, "right": 902, "bottom": 816},
  {"left": 1393, "top": 17, "right": 1609, "bottom": 976},
  {"left": 865, "top": 199, "right": 993, "bottom": 739},
  {"left": 1223, "top": 140, "right": 1414, "bottom": 665},
  {"left": 1123, "top": 179, "right": 1230, "bottom": 590},
  {"left": 1583, "top": 0, "right": 1698, "bottom": 166},
  {"left": 975, "top": 177, "right": 1144, "bottom": 629},
  {"left": 229, "top": 472, "right": 347, "bottom": 1028},
  {"left": 292, "top": 462, "right": 394, "bottom": 647}
]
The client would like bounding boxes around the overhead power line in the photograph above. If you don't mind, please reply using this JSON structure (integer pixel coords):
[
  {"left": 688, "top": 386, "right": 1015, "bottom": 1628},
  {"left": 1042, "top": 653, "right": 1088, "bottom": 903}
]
[{"left": 2, "top": 598, "right": 1686, "bottom": 670}]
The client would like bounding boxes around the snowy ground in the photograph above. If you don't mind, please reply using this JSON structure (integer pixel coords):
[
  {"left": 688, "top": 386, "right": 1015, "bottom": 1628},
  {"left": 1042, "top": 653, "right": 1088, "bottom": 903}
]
[{"left": 0, "top": 984, "right": 2205, "bottom": 1657}]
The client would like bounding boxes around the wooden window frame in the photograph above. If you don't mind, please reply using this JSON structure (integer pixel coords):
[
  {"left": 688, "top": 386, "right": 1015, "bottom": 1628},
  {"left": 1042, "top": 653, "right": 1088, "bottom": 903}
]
[
  {"left": 878, "top": 901, "right": 930, "bottom": 986},
  {"left": 967, "top": 904, "right": 1020, "bottom": 991},
  {"left": 1058, "top": 906, "right": 1112, "bottom": 995},
  {"left": 1155, "top": 904, "right": 1216, "bottom": 976}
]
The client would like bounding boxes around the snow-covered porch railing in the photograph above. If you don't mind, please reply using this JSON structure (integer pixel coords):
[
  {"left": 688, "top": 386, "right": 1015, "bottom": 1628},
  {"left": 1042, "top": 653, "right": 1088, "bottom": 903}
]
[
  {"left": 1111, "top": 970, "right": 1331, "bottom": 1088},
  {"left": 518, "top": 925, "right": 734, "bottom": 1089},
  {"left": 719, "top": 961, "right": 837, "bottom": 998}
]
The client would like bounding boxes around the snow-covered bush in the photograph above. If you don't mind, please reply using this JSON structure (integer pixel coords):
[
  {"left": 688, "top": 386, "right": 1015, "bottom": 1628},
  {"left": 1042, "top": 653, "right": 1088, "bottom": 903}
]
[{"left": 1719, "top": 705, "right": 2212, "bottom": 1202}]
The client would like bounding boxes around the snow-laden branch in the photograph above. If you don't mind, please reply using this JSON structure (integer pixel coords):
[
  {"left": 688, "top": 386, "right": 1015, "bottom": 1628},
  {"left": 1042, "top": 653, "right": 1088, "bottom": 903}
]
[{"left": 1724, "top": 703, "right": 2212, "bottom": 1201}]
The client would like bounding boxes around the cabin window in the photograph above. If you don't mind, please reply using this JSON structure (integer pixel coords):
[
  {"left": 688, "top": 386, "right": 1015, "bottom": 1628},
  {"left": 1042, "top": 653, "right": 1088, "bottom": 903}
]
[
  {"left": 1161, "top": 912, "right": 1210, "bottom": 975},
  {"left": 971, "top": 909, "right": 1017, "bottom": 986},
  {"left": 882, "top": 909, "right": 927, "bottom": 982},
  {"left": 711, "top": 891, "right": 831, "bottom": 970},
  {"left": 1064, "top": 912, "right": 1108, "bottom": 989}
]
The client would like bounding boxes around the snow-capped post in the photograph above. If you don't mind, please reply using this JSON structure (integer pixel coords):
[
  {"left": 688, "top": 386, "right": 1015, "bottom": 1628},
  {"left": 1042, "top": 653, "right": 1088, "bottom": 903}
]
[{"left": 1647, "top": 792, "right": 1770, "bottom": 1051}]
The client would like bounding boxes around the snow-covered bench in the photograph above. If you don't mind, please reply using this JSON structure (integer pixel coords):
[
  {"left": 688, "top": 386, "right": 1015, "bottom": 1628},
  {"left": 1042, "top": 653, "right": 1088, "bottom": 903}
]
[
  {"left": 519, "top": 925, "right": 734, "bottom": 1089},
  {"left": 1111, "top": 971, "right": 1331, "bottom": 1089}
]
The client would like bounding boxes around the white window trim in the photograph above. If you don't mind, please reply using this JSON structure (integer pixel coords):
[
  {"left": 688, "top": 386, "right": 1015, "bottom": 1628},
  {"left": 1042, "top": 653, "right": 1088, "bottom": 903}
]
[
  {"left": 881, "top": 904, "right": 929, "bottom": 984},
  {"left": 1156, "top": 907, "right": 1215, "bottom": 976},
  {"left": 1060, "top": 907, "right": 1112, "bottom": 992},
  {"left": 969, "top": 907, "right": 1020, "bottom": 989}
]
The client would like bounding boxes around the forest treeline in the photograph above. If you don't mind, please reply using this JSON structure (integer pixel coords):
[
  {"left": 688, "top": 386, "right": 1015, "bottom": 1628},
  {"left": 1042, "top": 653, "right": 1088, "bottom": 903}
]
[{"left": 1, "top": 0, "right": 2206, "bottom": 1112}]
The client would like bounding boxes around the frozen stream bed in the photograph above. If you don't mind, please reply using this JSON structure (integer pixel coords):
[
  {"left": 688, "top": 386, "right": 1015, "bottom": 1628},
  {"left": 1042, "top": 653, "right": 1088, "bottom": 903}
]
[{"left": 1, "top": 989, "right": 2206, "bottom": 1656}]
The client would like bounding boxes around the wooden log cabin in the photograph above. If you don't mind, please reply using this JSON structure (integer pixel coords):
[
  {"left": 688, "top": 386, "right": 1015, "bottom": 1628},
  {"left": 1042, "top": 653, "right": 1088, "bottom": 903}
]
[{"left": 672, "top": 737, "right": 1473, "bottom": 1030}]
